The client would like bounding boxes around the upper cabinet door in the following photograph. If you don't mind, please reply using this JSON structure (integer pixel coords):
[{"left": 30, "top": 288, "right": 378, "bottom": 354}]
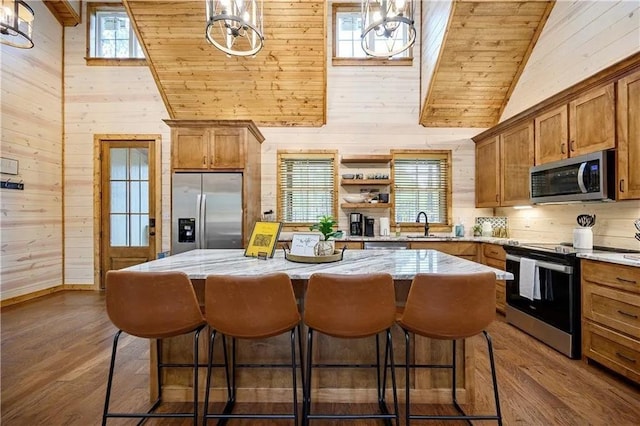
[
  {"left": 617, "top": 70, "right": 640, "bottom": 200},
  {"left": 569, "top": 83, "right": 615, "bottom": 156},
  {"left": 209, "top": 128, "right": 245, "bottom": 169},
  {"left": 500, "top": 121, "right": 534, "bottom": 206},
  {"left": 534, "top": 105, "right": 568, "bottom": 165},
  {"left": 475, "top": 136, "right": 500, "bottom": 208},
  {"left": 172, "top": 128, "right": 208, "bottom": 169}
]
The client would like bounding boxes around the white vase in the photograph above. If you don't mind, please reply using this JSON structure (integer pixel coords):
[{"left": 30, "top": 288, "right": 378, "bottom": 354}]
[{"left": 314, "top": 240, "right": 335, "bottom": 256}]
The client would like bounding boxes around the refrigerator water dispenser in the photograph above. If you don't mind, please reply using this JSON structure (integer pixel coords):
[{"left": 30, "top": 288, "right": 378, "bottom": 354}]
[{"left": 178, "top": 218, "right": 196, "bottom": 243}]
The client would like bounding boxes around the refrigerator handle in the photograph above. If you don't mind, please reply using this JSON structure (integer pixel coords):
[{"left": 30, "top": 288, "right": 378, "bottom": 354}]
[
  {"left": 200, "top": 194, "right": 207, "bottom": 249},
  {"left": 195, "top": 194, "right": 201, "bottom": 249}
]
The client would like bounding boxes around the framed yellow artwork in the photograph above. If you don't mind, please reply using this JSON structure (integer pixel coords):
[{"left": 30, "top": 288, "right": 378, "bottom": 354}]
[{"left": 244, "top": 221, "right": 283, "bottom": 258}]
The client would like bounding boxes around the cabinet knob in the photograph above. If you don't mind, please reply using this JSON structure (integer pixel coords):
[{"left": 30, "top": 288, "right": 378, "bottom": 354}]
[
  {"left": 203, "top": 156, "right": 207, "bottom": 166},
  {"left": 620, "top": 179, "right": 625, "bottom": 192},
  {"left": 495, "top": 194, "right": 499, "bottom": 202},
  {"left": 570, "top": 140, "right": 576, "bottom": 151},
  {"left": 560, "top": 143, "right": 566, "bottom": 154}
]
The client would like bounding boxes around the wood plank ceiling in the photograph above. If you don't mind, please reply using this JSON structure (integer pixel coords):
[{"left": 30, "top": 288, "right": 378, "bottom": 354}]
[
  {"left": 420, "top": 0, "right": 554, "bottom": 128},
  {"left": 122, "top": 0, "right": 553, "bottom": 128},
  {"left": 123, "top": 0, "right": 327, "bottom": 127},
  {"left": 44, "top": 0, "right": 81, "bottom": 26}
]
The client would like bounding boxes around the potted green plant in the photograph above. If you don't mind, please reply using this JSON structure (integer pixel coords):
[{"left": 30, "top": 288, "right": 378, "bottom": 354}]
[
  {"left": 310, "top": 215, "right": 341, "bottom": 255},
  {"left": 472, "top": 224, "right": 483, "bottom": 237}
]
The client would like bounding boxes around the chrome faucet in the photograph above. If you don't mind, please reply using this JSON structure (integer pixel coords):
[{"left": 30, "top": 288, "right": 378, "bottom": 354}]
[{"left": 416, "top": 212, "right": 430, "bottom": 236}]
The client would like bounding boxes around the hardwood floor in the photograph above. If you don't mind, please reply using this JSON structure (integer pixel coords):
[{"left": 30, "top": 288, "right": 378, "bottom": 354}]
[{"left": 2, "top": 291, "right": 640, "bottom": 425}]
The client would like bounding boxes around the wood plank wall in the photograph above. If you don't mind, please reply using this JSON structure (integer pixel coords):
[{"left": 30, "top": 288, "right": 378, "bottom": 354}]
[
  {"left": 0, "top": 2, "right": 63, "bottom": 300},
  {"left": 64, "top": 2, "right": 170, "bottom": 286},
  {"left": 502, "top": 0, "right": 640, "bottom": 120},
  {"left": 420, "top": 0, "right": 453, "bottom": 107},
  {"left": 496, "top": 0, "right": 640, "bottom": 251}
]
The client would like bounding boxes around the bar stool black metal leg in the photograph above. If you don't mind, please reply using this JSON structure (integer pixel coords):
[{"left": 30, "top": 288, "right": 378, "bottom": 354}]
[
  {"left": 203, "top": 329, "right": 217, "bottom": 424},
  {"left": 404, "top": 330, "right": 411, "bottom": 426},
  {"left": 193, "top": 327, "right": 203, "bottom": 425},
  {"left": 102, "top": 330, "right": 122, "bottom": 426},
  {"left": 387, "top": 328, "right": 399, "bottom": 426},
  {"left": 303, "top": 328, "right": 314, "bottom": 426},
  {"left": 289, "top": 328, "right": 299, "bottom": 426},
  {"left": 484, "top": 330, "right": 503, "bottom": 426}
]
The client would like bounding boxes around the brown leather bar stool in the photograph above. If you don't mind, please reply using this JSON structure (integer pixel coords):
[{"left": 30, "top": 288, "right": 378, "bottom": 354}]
[
  {"left": 398, "top": 272, "right": 502, "bottom": 425},
  {"left": 303, "top": 272, "right": 399, "bottom": 425},
  {"left": 102, "top": 270, "right": 206, "bottom": 425},
  {"left": 202, "top": 272, "right": 303, "bottom": 424}
]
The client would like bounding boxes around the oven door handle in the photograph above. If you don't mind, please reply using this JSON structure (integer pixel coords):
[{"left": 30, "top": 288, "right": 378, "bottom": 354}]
[{"left": 506, "top": 254, "right": 573, "bottom": 274}]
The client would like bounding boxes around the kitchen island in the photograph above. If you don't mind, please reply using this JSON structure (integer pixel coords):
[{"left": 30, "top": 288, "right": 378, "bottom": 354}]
[{"left": 124, "top": 249, "right": 513, "bottom": 405}]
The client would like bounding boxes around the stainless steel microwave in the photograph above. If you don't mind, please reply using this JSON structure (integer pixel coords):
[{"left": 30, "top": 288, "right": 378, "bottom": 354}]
[{"left": 530, "top": 150, "right": 615, "bottom": 204}]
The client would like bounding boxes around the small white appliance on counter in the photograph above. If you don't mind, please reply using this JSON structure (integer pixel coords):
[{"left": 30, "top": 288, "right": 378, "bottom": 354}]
[{"left": 573, "top": 227, "right": 593, "bottom": 249}]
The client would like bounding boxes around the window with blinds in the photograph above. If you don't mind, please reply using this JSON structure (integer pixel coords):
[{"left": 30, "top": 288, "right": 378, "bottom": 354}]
[
  {"left": 392, "top": 151, "right": 451, "bottom": 225},
  {"left": 277, "top": 152, "right": 338, "bottom": 224}
]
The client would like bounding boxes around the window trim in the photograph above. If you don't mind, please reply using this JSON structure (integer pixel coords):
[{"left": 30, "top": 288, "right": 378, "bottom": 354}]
[
  {"left": 331, "top": 3, "right": 413, "bottom": 67},
  {"left": 85, "top": 2, "right": 147, "bottom": 66},
  {"left": 276, "top": 150, "right": 339, "bottom": 227},
  {"left": 391, "top": 150, "right": 452, "bottom": 231}
]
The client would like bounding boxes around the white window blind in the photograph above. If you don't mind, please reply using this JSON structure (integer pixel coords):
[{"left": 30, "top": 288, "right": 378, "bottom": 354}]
[
  {"left": 393, "top": 154, "right": 450, "bottom": 224},
  {"left": 278, "top": 155, "right": 336, "bottom": 224}
]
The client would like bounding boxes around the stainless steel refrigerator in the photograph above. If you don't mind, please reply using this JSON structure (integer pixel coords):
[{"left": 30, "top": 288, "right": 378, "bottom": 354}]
[{"left": 171, "top": 173, "right": 243, "bottom": 254}]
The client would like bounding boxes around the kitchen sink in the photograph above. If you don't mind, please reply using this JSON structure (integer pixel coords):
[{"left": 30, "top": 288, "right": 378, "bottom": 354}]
[{"left": 406, "top": 235, "right": 453, "bottom": 240}]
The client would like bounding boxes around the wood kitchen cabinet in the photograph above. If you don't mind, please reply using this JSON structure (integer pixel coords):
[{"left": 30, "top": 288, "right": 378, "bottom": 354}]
[
  {"left": 480, "top": 244, "right": 506, "bottom": 314},
  {"left": 500, "top": 121, "right": 534, "bottom": 206},
  {"left": 533, "top": 84, "right": 615, "bottom": 165},
  {"left": 534, "top": 104, "right": 568, "bottom": 165},
  {"left": 169, "top": 122, "right": 253, "bottom": 170},
  {"left": 617, "top": 70, "right": 640, "bottom": 200},
  {"left": 475, "top": 136, "right": 500, "bottom": 207},
  {"left": 569, "top": 83, "right": 615, "bottom": 157},
  {"left": 582, "top": 259, "right": 640, "bottom": 384},
  {"left": 475, "top": 121, "right": 533, "bottom": 207}
]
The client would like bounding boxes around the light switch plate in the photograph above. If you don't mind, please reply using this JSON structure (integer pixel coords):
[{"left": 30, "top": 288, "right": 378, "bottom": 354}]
[{"left": 0, "top": 157, "right": 18, "bottom": 175}]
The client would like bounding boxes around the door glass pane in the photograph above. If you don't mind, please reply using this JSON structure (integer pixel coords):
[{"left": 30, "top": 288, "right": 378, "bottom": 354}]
[
  {"left": 110, "top": 182, "right": 127, "bottom": 213},
  {"left": 130, "top": 214, "right": 149, "bottom": 246},
  {"left": 110, "top": 148, "right": 128, "bottom": 180},
  {"left": 140, "top": 181, "right": 149, "bottom": 212},
  {"left": 130, "top": 181, "right": 140, "bottom": 213},
  {"left": 109, "top": 146, "right": 150, "bottom": 247},
  {"left": 130, "top": 148, "right": 148, "bottom": 180},
  {"left": 110, "top": 214, "right": 128, "bottom": 246}
]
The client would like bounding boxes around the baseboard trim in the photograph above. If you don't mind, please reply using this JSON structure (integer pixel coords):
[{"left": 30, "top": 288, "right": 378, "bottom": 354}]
[{"left": 1, "top": 284, "right": 98, "bottom": 309}]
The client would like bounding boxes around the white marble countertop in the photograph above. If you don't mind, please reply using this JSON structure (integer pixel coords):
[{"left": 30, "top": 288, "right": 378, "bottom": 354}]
[
  {"left": 124, "top": 249, "right": 514, "bottom": 280},
  {"left": 577, "top": 252, "right": 640, "bottom": 268}
]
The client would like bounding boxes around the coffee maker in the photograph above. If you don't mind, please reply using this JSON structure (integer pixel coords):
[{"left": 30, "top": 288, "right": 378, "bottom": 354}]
[
  {"left": 364, "top": 217, "right": 375, "bottom": 237},
  {"left": 350, "top": 212, "right": 363, "bottom": 236}
]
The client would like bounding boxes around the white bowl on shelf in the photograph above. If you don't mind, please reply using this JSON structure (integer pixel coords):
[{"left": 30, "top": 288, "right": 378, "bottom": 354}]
[{"left": 343, "top": 195, "right": 365, "bottom": 203}]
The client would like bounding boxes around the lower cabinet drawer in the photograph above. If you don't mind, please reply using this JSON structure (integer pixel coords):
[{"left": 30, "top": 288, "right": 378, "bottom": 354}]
[
  {"left": 583, "top": 321, "right": 640, "bottom": 383},
  {"left": 583, "top": 282, "right": 640, "bottom": 339}
]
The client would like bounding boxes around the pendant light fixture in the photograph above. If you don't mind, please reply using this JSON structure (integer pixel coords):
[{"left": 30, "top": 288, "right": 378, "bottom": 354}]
[
  {"left": 0, "top": 0, "right": 34, "bottom": 49},
  {"left": 361, "top": 0, "right": 415, "bottom": 58},
  {"left": 205, "top": 0, "right": 264, "bottom": 57}
]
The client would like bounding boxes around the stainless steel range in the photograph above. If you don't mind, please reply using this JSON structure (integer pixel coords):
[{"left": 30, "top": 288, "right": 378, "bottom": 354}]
[{"left": 503, "top": 243, "right": 639, "bottom": 359}]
